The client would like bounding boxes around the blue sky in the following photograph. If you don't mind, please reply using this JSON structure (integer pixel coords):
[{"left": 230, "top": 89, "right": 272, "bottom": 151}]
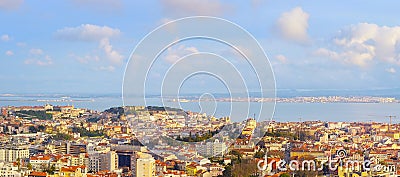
[{"left": 1, "top": 0, "right": 400, "bottom": 94}]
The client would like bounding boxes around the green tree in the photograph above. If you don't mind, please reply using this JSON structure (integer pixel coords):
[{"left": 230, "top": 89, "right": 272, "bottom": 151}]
[
  {"left": 53, "top": 133, "right": 72, "bottom": 141},
  {"left": 72, "top": 127, "right": 104, "bottom": 137},
  {"left": 27, "top": 163, "right": 32, "bottom": 170},
  {"left": 230, "top": 150, "right": 242, "bottom": 164},
  {"left": 231, "top": 159, "right": 258, "bottom": 177},
  {"left": 45, "top": 164, "right": 56, "bottom": 175},
  {"left": 280, "top": 173, "right": 290, "bottom": 177},
  {"left": 38, "top": 125, "right": 46, "bottom": 132},
  {"left": 29, "top": 126, "right": 38, "bottom": 133},
  {"left": 254, "top": 150, "right": 265, "bottom": 158},
  {"left": 222, "top": 165, "right": 232, "bottom": 177},
  {"left": 17, "top": 110, "right": 52, "bottom": 120},
  {"left": 16, "top": 158, "right": 20, "bottom": 168}
]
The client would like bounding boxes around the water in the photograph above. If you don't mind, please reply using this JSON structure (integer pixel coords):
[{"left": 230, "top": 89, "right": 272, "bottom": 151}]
[
  {"left": 273, "top": 103, "right": 399, "bottom": 123},
  {"left": 1, "top": 96, "right": 399, "bottom": 123}
]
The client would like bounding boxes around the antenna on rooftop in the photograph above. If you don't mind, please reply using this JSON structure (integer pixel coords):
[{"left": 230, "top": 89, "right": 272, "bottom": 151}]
[
  {"left": 298, "top": 117, "right": 302, "bottom": 140},
  {"left": 385, "top": 115, "right": 396, "bottom": 133}
]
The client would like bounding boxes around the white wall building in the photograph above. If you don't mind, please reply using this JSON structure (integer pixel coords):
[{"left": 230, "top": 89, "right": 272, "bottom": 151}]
[
  {"left": 197, "top": 139, "right": 226, "bottom": 157},
  {"left": 0, "top": 162, "right": 22, "bottom": 177},
  {"left": 0, "top": 146, "right": 29, "bottom": 162}
]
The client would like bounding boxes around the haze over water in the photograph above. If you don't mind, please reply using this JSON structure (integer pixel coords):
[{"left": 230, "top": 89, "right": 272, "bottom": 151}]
[{"left": 1, "top": 94, "right": 399, "bottom": 123}]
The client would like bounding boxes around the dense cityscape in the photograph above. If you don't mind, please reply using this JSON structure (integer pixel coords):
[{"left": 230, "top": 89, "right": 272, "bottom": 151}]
[
  {"left": 1, "top": 1, "right": 399, "bottom": 177},
  {"left": 0, "top": 104, "right": 399, "bottom": 177}
]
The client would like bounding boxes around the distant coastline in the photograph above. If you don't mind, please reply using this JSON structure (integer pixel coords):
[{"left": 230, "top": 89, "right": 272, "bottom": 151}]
[
  {"left": 1, "top": 93, "right": 399, "bottom": 104},
  {"left": 168, "top": 96, "right": 398, "bottom": 103}
]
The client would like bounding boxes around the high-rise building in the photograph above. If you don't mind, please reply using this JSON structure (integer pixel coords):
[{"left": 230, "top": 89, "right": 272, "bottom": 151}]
[
  {"left": 197, "top": 139, "right": 226, "bottom": 157},
  {"left": 53, "top": 142, "right": 86, "bottom": 155},
  {"left": 0, "top": 146, "right": 29, "bottom": 162},
  {"left": 88, "top": 151, "right": 118, "bottom": 173},
  {"left": 112, "top": 145, "right": 145, "bottom": 171},
  {"left": 102, "top": 151, "right": 118, "bottom": 171},
  {"left": 1, "top": 107, "right": 7, "bottom": 117},
  {"left": 135, "top": 152, "right": 155, "bottom": 177},
  {"left": 69, "top": 153, "right": 89, "bottom": 167}
]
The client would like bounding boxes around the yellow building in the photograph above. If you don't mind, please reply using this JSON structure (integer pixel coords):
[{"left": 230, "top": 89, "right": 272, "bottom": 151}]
[
  {"left": 136, "top": 152, "right": 155, "bottom": 177},
  {"left": 186, "top": 163, "right": 198, "bottom": 176},
  {"left": 57, "top": 165, "right": 87, "bottom": 177},
  {"left": 112, "top": 126, "right": 121, "bottom": 133},
  {"left": 246, "top": 118, "right": 257, "bottom": 129},
  {"left": 394, "top": 133, "right": 400, "bottom": 140},
  {"left": 290, "top": 151, "right": 324, "bottom": 158}
]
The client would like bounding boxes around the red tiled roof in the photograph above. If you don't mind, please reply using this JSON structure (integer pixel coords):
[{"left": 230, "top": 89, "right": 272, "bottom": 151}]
[
  {"left": 29, "top": 171, "right": 47, "bottom": 177},
  {"left": 30, "top": 155, "right": 51, "bottom": 161},
  {"left": 61, "top": 165, "right": 86, "bottom": 172}
]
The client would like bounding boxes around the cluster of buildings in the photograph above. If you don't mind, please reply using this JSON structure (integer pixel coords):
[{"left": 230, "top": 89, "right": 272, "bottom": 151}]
[
  {"left": 1, "top": 104, "right": 400, "bottom": 177},
  {"left": 259, "top": 121, "right": 400, "bottom": 177},
  {"left": 170, "top": 96, "right": 398, "bottom": 103},
  {"left": 0, "top": 105, "right": 234, "bottom": 177},
  {"left": 272, "top": 96, "right": 398, "bottom": 103}
]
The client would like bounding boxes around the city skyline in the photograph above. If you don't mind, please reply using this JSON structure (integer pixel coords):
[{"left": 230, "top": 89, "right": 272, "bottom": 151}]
[
  {"left": 1, "top": 1, "right": 400, "bottom": 94},
  {"left": 2, "top": 1, "right": 400, "bottom": 177}
]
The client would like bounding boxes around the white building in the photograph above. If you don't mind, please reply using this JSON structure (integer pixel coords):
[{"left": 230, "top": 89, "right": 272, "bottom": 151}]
[
  {"left": 197, "top": 139, "right": 227, "bottom": 157},
  {"left": 0, "top": 162, "right": 22, "bottom": 177},
  {"left": 0, "top": 146, "right": 29, "bottom": 162},
  {"left": 29, "top": 155, "right": 52, "bottom": 171}
]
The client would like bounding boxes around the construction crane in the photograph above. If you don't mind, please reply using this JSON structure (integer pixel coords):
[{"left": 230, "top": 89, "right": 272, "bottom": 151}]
[
  {"left": 298, "top": 117, "right": 302, "bottom": 140},
  {"left": 385, "top": 115, "right": 396, "bottom": 133},
  {"left": 368, "top": 114, "right": 397, "bottom": 133}
]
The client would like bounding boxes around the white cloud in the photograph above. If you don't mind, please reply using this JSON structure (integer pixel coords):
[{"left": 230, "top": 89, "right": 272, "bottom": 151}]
[
  {"left": 275, "top": 54, "right": 288, "bottom": 64},
  {"left": 36, "top": 55, "right": 53, "bottom": 66},
  {"left": 25, "top": 48, "right": 53, "bottom": 66},
  {"left": 184, "top": 47, "right": 199, "bottom": 53},
  {"left": 55, "top": 24, "right": 124, "bottom": 66},
  {"left": 5, "top": 50, "right": 13, "bottom": 56},
  {"left": 164, "top": 45, "right": 199, "bottom": 63},
  {"left": 159, "top": 18, "right": 174, "bottom": 24},
  {"left": 29, "top": 48, "right": 43, "bottom": 55},
  {"left": 276, "top": 7, "right": 310, "bottom": 43},
  {"left": 99, "top": 38, "right": 124, "bottom": 64},
  {"left": 24, "top": 55, "right": 53, "bottom": 66},
  {"left": 161, "top": 0, "right": 226, "bottom": 17},
  {"left": 386, "top": 68, "right": 396, "bottom": 74},
  {"left": 314, "top": 48, "right": 373, "bottom": 67},
  {"left": 313, "top": 48, "right": 339, "bottom": 59},
  {"left": 315, "top": 23, "right": 400, "bottom": 68},
  {"left": 1, "top": 34, "right": 10, "bottom": 41},
  {"left": 96, "top": 65, "right": 115, "bottom": 72},
  {"left": 16, "top": 42, "right": 26, "bottom": 47},
  {"left": 0, "top": 0, "right": 23, "bottom": 11},
  {"left": 73, "top": 54, "right": 100, "bottom": 64},
  {"left": 55, "top": 24, "right": 120, "bottom": 42}
]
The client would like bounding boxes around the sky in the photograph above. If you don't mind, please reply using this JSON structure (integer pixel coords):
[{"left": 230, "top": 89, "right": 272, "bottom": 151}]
[{"left": 1, "top": 0, "right": 400, "bottom": 95}]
